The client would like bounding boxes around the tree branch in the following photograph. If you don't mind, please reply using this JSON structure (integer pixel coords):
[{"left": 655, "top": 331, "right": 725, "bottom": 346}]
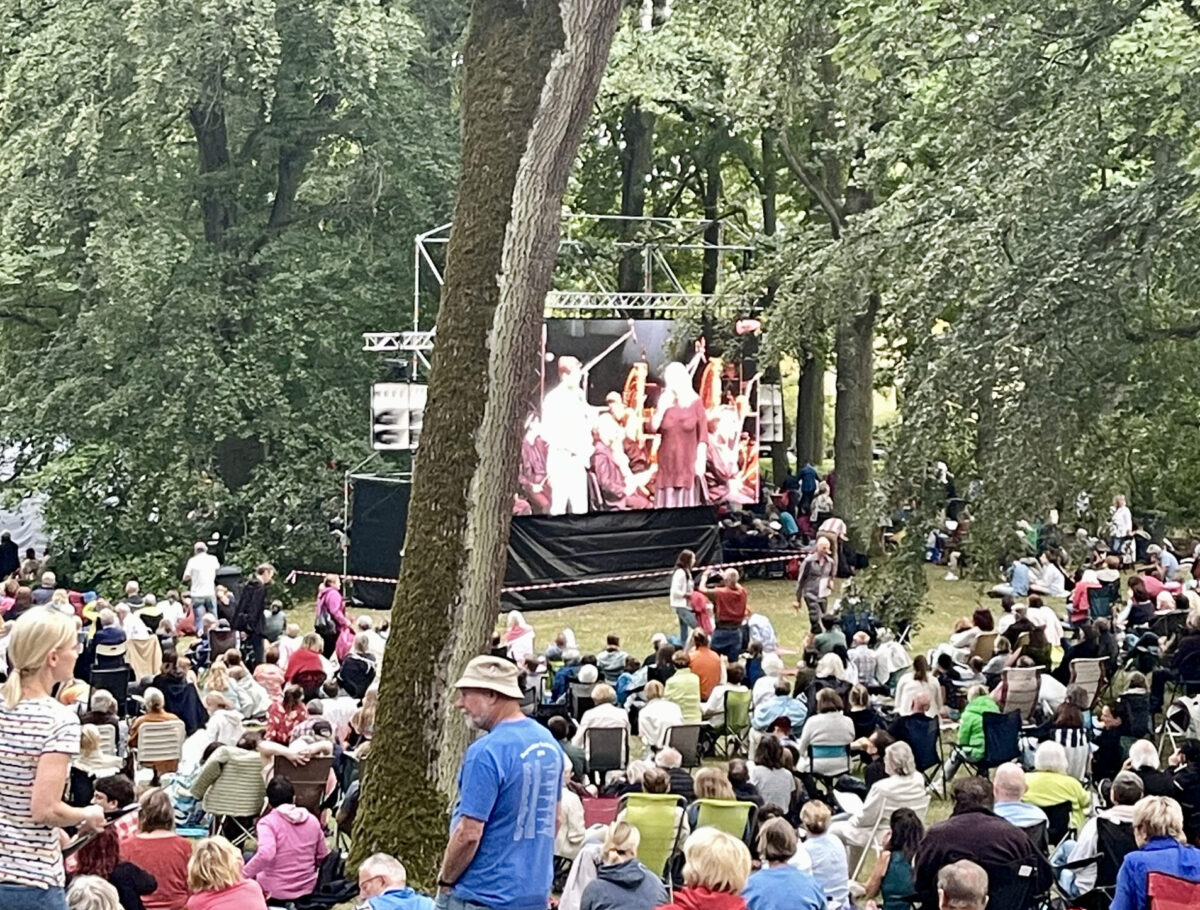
[
  {"left": 1123, "top": 320, "right": 1200, "bottom": 343},
  {"left": 0, "top": 309, "right": 52, "bottom": 331},
  {"left": 777, "top": 130, "right": 844, "bottom": 240}
]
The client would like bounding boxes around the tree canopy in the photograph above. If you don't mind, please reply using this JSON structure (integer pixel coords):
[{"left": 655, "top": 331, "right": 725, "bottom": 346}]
[{"left": 3, "top": 0, "right": 1199, "bottom": 602}]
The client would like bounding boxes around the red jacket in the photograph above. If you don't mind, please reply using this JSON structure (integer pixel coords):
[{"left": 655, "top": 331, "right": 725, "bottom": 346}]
[{"left": 658, "top": 886, "right": 748, "bottom": 910}]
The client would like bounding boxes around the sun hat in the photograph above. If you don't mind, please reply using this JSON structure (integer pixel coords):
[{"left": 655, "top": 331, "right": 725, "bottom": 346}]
[
  {"left": 577, "top": 665, "right": 598, "bottom": 685},
  {"left": 454, "top": 655, "right": 524, "bottom": 699}
]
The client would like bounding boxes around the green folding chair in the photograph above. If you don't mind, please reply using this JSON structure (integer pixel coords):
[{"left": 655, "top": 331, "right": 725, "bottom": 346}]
[
  {"left": 619, "top": 792, "right": 686, "bottom": 881},
  {"left": 692, "top": 797, "right": 756, "bottom": 846},
  {"left": 716, "top": 689, "right": 752, "bottom": 759}
]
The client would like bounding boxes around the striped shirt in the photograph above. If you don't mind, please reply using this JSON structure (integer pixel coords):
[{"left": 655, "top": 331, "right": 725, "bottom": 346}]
[{"left": 0, "top": 695, "right": 81, "bottom": 888}]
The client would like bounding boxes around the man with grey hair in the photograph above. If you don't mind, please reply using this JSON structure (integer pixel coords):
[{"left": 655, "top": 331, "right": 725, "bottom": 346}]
[
  {"left": 654, "top": 746, "right": 695, "bottom": 801},
  {"left": 1057, "top": 770, "right": 1143, "bottom": 897},
  {"left": 30, "top": 569, "right": 56, "bottom": 605},
  {"left": 938, "top": 859, "right": 988, "bottom": 910},
  {"left": 357, "top": 852, "right": 434, "bottom": 909},
  {"left": 992, "top": 763, "right": 1049, "bottom": 829}
]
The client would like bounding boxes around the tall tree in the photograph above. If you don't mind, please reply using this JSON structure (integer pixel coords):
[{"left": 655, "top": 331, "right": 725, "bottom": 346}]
[{"left": 350, "top": 0, "right": 622, "bottom": 886}]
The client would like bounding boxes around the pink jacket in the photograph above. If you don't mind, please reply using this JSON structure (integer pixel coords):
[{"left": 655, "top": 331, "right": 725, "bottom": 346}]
[
  {"left": 187, "top": 880, "right": 267, "bottom": 910},
  {"left": 242, "top": 804, "right": 329, "bottom": 899}
]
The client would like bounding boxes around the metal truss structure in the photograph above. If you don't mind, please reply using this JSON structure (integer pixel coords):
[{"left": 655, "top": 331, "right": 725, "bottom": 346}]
[{"left": 365, "top": 213, "right": 756, "bottom": 375}]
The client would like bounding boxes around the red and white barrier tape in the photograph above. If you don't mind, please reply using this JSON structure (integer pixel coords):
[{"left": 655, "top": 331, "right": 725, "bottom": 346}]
[{"left": 285, "top": 551, "right": 807, "bottom": 596}]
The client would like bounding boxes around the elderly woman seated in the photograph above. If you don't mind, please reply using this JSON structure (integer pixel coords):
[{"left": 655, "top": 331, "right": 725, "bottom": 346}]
[
  {"left": 1111, "top": 795, "right": 1200, "bottom": 910},
  {"left": 1023, "top": 740, "right": 1091, "bottom": 831},
  {"left": 830, "top": 741, "right": 928, "bottom": 870},
  {"left": 796, "top": 689, "right": 855, "bottom": 775}
]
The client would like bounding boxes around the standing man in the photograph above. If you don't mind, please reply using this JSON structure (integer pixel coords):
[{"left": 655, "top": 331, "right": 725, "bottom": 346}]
[
  {"left": 540, "top": 356, "right": 593, "bottom": 515},
  {"left": 232, "top": 563, "right": 275, "bottom": 667},
  {"left": 794, "top": 536, "right": 835, "bottom": 630},
  {"left": 437, "top": 656, "right": 564, "bottom": 910},
  {"left": 0, "top": 531, "right": 18, "bottom": 580},
  {"left": 183, "top": 541, "right": 221, "bottom": 630}
]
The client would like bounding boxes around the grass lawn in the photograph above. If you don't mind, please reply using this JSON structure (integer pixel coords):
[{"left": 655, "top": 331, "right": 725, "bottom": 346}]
[{"left": 518, "top": 564, "right": 984, "bottom": 663}]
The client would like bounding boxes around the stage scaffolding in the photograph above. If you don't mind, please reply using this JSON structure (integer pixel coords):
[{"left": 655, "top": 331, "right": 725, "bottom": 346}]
[{"left": 363, "top": 213, "right": 756, "bottom": 375}]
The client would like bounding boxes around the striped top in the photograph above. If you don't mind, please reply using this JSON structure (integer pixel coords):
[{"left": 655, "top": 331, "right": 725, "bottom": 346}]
[{"left": 0, "top": 695, "right": 81, "bottom": 888}]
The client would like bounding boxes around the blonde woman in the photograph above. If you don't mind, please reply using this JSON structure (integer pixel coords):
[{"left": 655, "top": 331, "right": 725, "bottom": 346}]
[
  {"left": 578, "top": 821, "right": 667, "bottom": 910},
  {"left": 657, "top": 826, "right": 752, "bottom": 910},
  {"left": 185, "top": 836, "right": 267, "bottom": 910},
  {"left": 0, "top": 607, "right": 105, "bottom": 907},
  {"left": 73, "top": 723, "right": 123, "bottom": 776}
]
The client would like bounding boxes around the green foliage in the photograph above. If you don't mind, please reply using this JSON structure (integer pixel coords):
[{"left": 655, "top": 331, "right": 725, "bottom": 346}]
[{"left": 0, "top": 0, "right": 463, "bottom": 585}]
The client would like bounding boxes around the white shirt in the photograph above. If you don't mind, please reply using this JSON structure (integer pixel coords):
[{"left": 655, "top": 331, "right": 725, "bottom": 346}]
[
  {"left": 1039, "top": 674, "right": 1067, "bottom": 715},
  {"left": 159, "top": 598, "right": 185, "bottom": 628},
  {"left": 572, "top": 701, "right": 631, "bottom": 747},
  {"left": 894, "top": 675, "right": 942, "bottom": 717},
  {"left": 541, "top": 380, "right": 593, "bottom": 459},
  {"left": 1067, "top": 805, "right": 1136, "bottom": 893},
  {"left": 277, "top": 634, "right": 302, "bottom": 671},
  {"left": 636, "top": 698, "right": 683, "bottom": 752},
  {"left": 183, "top": 553, "right": 220, "bottom": 598},
  {"left": 669, "top": 568, "right": 693, "bottom": 609},
  {"left": 752, "top": 674, "right": 782, "bottom": 708},
  {"left": 1112, "top": 506, "right": 1133, "bottom": 538}
]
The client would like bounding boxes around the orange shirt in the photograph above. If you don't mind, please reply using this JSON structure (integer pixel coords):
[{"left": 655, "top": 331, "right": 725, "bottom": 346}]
[{"left": 689, "top": 646, "right": 722, "bottom": 700}]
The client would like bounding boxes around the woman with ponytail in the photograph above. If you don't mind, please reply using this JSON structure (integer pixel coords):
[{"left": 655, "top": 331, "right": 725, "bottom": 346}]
[
  {"left": 0, "top": 607, "right": 106, "bottom": 908},
  {"left": 578, "top": 821, "right": 667, "bottom": 910}
]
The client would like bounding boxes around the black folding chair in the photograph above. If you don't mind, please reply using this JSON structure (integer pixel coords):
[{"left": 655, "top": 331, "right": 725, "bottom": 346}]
[
  {"left": 90, "top": 667, "right": 131, "bottom": 717},
  {"left": 1055, "top": 817, "right": 1137, "bottom": 909},
  {"left": 584, "top": 727, "right": 629, "bottom": 787},
  {"left": 960, "top": 710, "right": 1022, "bottom": 777},
  {"left": 985, "top": 858, "right": 1039, "bottom": 910},
  {"left": 665, "top": 724, "right": 704, "bottom": 769},
  {"left": 569, "top": 682, "right": 595, "bottom": 720},
  {"left": 903, "top": 713, "right": 945, "bottom": 795},
  {"left": 1041, "top": 800, "right": 1074, "bottom": 850}
]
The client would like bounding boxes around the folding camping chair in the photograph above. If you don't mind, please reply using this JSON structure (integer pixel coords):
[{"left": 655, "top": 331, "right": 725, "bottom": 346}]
[
  {"left": 959, "top": 710, "right": 1022, "bottom": 777},
  {"left": 89, "top": 668, "right": 131, "bottom": 717},
  {"left": 998, "top": 666, "right": 1041, "bottom": 722},
  {"left": 904, "top": 713, "right": 946, "bottom": 795},
  {"left": 665, "top": 724, "right": 704, "bottom": 769},
  {"left": 691, "top": 798, "right": 756, "bottom": 847},
  {"left": 1041, "top": 800, "right": 1075, "bottom": 852},
  {"left": 985, "top": 857, "right": 1040, "bottom": 910},
  {"left": 201, "top": 754, "right": 267, "bottom": 847},
  {"left": 971, "top": 631, "right": 998, "bottom": 662},
  {"left": 272, "top": 754, "right": 334, "bottom": 817},
  {"left": 805, "top": 743, "right": 852, "bottom": 804},
  {"left": 568, "top": 682, "right": 595, "bottom": 721},
  {"left": 1088, "top": 582, "right": 1120, "bottom": 621},
  {"left": 207, "top": 628, "right": 239, "bottom": 660},
  {"left": 584, "top": 727, "right": 629, "bottom": 788},
  {"left": 93, "top": 641, "right": 128, "bottom": 671},
  {"left": 848, "top": 798, "right": 931, "bottom": 880},
  {"left": 1068, "top": 658, "right": 1107, "bottom": 709},
  {"left": 1055, "top": 816, "right": 1137, "bottom": 910},
  {"left": 619, "top": 793, "right": 686, "bottom": 881},
  {"left": 715, "top": 689, "right": 752, "bottom": 759},
  {"left": 132, "top": 719, "right": 186, "bottom": 777},
  {"left": 1148, "top": 871, "right": 1200, "bottom": 910}
]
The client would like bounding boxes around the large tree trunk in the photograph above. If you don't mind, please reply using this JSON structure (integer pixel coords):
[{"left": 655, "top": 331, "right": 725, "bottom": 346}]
[
  {"left": 617, "top": 99, "right": 656, "bottom": 292},
  {"left": 795, "top": 353, "right": 825, "bottom": 466},
  {"left": 350, "top": 0, "right": 622, "bottom": 888},
  {"left": 833, "top": 292, "right": 878, "bottom": 550}
]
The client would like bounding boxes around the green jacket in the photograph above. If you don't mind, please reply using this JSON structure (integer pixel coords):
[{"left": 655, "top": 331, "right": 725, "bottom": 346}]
[{"left": 957, "top": 695, "right": 1000, "bottom": 759}]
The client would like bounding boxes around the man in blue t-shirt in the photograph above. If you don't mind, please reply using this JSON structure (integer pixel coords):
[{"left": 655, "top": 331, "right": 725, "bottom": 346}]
[{"left": 437, "top": 655, "right": 564, "bottom": 910}]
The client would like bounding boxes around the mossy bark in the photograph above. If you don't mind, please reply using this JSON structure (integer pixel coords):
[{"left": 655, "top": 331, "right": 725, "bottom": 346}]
[{"left": 350, "top": 0, "right": 623, "bottom": 889}]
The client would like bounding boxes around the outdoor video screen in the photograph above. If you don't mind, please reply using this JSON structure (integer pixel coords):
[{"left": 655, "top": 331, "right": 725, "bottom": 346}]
[{"left": 515, "top": 318, "right": 759, "bottom": 515}]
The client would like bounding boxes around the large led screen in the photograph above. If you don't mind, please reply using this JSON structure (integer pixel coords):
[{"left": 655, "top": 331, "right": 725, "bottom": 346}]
[{"left": 515, "top": 318, "right": 760, "bottom": 515}]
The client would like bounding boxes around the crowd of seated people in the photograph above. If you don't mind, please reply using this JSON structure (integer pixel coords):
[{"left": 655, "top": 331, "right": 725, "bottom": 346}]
[{"left": 13, "top": 520, "right": 1200, "bottom": 910}]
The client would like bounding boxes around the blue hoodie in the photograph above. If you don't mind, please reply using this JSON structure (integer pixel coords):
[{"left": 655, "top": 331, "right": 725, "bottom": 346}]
[{"left": 580, "top": 860, "right": 668, "bottom": 910}]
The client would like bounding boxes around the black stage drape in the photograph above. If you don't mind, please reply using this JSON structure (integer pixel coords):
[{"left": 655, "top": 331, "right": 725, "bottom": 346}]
[
  {"left": 346, "top": 476, "right": 719, "bottom": 611},
  {"left": 501, "top": 506, "right": 720, "bottom": 610}
]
